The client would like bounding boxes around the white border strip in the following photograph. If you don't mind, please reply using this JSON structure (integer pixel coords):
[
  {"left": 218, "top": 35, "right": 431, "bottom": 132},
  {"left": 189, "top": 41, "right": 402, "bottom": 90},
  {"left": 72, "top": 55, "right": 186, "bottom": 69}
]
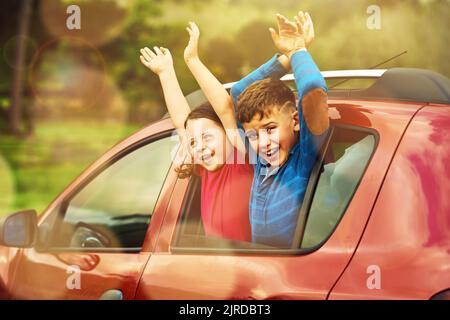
[{"left": 224, "top": 69, "right": 387, "bottom": 89}]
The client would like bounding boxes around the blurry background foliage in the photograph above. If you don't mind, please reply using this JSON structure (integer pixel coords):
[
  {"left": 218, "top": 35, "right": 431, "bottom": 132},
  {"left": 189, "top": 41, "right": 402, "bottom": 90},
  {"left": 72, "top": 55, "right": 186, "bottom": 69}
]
[{"left": 0, "top": 0, "right": 449, "bottom": 215}]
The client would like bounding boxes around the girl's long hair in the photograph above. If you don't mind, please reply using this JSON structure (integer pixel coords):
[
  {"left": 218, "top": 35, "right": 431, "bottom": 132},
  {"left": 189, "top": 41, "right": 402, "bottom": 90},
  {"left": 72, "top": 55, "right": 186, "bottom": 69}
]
[{"left": 175, "top": 102, "right": 223, "bottom": 179}]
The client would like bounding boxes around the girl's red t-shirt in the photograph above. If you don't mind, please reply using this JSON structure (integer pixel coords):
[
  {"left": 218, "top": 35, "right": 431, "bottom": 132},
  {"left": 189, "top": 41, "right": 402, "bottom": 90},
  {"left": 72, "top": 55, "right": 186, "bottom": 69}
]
[{"left": 197, "top": 158, "right": 253, "bottom": 242}]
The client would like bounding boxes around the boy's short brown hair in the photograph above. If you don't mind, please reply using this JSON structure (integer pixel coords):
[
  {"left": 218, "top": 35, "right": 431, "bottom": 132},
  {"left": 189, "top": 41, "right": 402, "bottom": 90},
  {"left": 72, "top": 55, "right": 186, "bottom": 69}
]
[{"left": 236, "top": 78, "right": 296, "bottom": 123}]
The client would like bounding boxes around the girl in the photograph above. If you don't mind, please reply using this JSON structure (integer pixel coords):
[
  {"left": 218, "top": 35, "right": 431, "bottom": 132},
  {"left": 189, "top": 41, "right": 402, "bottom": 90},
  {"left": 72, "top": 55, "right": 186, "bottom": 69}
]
[{"left": 139, "top": 25, "right": 252, "bottom": 242}]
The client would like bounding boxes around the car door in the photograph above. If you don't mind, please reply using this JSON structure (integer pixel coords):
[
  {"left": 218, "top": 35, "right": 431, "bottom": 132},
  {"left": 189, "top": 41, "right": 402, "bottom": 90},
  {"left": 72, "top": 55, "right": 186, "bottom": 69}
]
[
  {"left": 136, "top": 102, "right": 422, "bottom": 300},
  {"left": 7, "top": 124, "right": 179, "bottom": 300},
  {"left": 329, "top": 105, "right": 450, "bottom": 299}
]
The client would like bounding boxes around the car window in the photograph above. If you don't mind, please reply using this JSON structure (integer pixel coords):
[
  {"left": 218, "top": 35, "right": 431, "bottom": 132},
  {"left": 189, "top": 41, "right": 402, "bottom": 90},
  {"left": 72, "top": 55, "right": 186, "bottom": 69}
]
[
  {"left": 49, "top": 135, "right": 177, "bottom": 250},
  {"left": 172, "top": 126, "right": 375, "bottom": 253},
  {"left": 301, "top": 127, "right": 375, "bottom": 248},
  {"left": 172, "top": 176, "right": 272, "bottom": 251}
]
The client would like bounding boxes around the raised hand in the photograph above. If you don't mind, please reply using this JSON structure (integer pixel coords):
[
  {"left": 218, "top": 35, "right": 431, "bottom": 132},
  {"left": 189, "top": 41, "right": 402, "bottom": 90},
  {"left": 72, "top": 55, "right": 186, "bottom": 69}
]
[
  {"left": 184, "top": 21, "right": 200, "bottom": 63},
  {"left": 294, "top": 11, "right": 314, "bottom": 49},
  {"left": 140, "top": 46, "right": 173, "bottom": 76},
  {"left": 269, "top": 13, "right": 306, "bottom": 58}
]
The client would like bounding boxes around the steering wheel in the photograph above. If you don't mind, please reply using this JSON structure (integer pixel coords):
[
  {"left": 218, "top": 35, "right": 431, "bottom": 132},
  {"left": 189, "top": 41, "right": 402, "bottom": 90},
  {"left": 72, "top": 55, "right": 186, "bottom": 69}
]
[{"left": 70, "top": 222, "right": 111, "bottom": 248}]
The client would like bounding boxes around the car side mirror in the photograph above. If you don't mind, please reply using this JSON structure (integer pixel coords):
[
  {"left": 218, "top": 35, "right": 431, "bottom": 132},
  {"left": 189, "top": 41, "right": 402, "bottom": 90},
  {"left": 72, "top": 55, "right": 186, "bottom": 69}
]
[{"left": 0, "top": 210, "right": 38, "bottom": 248}]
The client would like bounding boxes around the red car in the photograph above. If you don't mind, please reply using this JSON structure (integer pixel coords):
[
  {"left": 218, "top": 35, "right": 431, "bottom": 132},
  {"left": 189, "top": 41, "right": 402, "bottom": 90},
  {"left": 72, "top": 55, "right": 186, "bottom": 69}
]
[{"left": 0, "top": 68, "right": 449, "bottom": 300}]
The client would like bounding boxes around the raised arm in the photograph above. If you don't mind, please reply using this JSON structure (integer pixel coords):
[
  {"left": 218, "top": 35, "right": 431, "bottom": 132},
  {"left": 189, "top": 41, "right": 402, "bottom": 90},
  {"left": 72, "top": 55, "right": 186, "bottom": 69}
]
[
  {"left": 272, "top": 11, "right": 329, "bottom": 135},
  {"left": 140, "top": 46, "right": 190, "bottom": 132},
  {"left": 229, "top": 12, "right": 316, "bottom": 107},
  {"left": 290, "top": 12, "right": 329, "bottom": 135},
  {"left": 183, "top": 22, "right": 245, "bottom": 153},
  {"left": 291, "top": 50, "right": 328, "bottom": 135},
  {"left": 229, "top": 54, "right": 289, "bottom": 108}
]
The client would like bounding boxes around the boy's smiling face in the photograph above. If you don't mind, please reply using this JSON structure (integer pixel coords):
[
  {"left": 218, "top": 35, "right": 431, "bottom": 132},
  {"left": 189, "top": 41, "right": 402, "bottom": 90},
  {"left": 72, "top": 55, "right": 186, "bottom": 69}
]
[{"left": 242, "top": 103, "right": 299, "bottom": 167}]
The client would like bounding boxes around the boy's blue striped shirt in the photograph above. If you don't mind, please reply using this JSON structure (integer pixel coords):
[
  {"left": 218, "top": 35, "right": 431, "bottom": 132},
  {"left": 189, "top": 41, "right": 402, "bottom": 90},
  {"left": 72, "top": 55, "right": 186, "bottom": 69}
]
[{"left": 231, "top": 50, "right": 328, "bottom": 247}]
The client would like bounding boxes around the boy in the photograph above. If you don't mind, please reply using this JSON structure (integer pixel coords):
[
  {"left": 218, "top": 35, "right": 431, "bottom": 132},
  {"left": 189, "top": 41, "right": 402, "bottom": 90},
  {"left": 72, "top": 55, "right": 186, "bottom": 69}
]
[{"left": 230, "top": 12, "right": 329, "bottom": 247}]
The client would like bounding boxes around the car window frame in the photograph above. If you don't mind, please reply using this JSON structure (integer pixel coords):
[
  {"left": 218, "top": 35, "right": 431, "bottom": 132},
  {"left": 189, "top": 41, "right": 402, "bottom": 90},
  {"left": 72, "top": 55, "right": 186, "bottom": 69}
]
[
  {"left": 36, "top": 129, "right": 177, "bottom": 254},
  {"left": 170, "top": 123, "right": 379, "bottom": 256},
  {"left": 294, "top": 124, "right": 379, "bottom": 250}
]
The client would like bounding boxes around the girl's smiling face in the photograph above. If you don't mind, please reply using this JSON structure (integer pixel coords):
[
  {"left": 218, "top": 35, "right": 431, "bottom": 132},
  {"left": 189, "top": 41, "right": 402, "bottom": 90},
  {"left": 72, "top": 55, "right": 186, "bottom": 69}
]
[{"left": 185, "top": 118, "right": 233, "bottom": 171}]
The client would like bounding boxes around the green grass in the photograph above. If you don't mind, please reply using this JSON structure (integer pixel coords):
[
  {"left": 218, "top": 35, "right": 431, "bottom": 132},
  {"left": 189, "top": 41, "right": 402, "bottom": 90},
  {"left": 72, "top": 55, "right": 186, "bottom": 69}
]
[{"left": 0, "top": 120, "right": 140, "bottom": 216}]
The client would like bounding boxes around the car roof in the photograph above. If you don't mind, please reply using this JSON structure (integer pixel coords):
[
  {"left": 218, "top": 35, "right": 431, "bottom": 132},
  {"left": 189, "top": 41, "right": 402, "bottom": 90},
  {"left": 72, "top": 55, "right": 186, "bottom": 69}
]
[
  {"left": 224, "top": 68, "right": 450, "bottom": 105},
  {"left": 147, "top": 68, "right": 448, "bottom": 143}
]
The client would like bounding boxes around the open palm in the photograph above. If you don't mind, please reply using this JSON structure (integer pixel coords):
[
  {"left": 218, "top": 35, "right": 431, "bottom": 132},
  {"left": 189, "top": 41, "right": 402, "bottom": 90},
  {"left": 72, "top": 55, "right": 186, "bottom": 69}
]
[
  {"left": 269, "top": 14, "right": 306, "bottom": 55},
  {"left": 184, "top": 21, "right": 200, "bottom": 62},
  {"left": 269, "top": 11, "right": 315, "bottom": 55},
  {"left": 296, "top": 11, "right": 315, "bottom": 48},
  {"left": 140, "top": 46, "right": 173, "bottom": 75}
]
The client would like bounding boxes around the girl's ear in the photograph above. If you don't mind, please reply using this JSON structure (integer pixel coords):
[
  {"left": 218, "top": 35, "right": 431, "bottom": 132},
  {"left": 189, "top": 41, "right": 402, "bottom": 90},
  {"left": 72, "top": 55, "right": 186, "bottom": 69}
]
[{"left": 291, "top": 110, "right": 300, "bottom": 131}]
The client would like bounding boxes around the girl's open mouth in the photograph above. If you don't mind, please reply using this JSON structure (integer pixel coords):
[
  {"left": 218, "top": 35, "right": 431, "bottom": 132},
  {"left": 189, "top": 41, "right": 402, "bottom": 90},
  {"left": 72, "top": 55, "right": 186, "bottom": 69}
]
[{"left": 201, "top": 150, "right": 215, "bottom": 163}]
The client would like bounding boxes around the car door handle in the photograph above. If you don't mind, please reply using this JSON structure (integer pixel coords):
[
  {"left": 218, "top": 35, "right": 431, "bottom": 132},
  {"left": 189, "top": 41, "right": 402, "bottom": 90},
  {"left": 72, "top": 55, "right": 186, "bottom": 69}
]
[{"left": 99, "top": 289, "right": 123, "bottom": 300}]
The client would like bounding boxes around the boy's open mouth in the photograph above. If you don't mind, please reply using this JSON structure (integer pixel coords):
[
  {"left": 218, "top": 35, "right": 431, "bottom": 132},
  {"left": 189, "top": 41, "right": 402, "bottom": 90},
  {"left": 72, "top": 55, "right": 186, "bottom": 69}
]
[
  {"left": 263, "top": 146, "right": 280, "bottom": 163},
  {"left": 265, "top": 146, "right": 278, "bottom": 156}
]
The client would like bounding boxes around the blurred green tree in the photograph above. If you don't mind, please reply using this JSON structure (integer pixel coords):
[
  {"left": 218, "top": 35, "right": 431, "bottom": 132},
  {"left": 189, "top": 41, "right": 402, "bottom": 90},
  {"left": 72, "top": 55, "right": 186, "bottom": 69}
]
[
  {"left": 235, "top": 20, "right": 275, "bottom": 69},
  {"left": 203, "top": 37, "right": 244, "bottom": 83}
]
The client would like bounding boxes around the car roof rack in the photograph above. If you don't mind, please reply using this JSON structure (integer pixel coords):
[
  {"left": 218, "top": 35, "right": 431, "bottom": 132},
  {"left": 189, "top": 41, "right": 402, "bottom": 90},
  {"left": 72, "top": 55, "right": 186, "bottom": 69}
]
[{"left": 223, "top": 68, "right": 450, "bottom": 105}]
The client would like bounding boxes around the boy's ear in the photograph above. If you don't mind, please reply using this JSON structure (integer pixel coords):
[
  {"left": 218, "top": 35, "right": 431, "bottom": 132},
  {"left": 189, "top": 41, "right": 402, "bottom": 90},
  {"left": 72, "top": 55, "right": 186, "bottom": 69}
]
[{"left": 291, "top": 110, "right": 300, "bottom": 131}]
